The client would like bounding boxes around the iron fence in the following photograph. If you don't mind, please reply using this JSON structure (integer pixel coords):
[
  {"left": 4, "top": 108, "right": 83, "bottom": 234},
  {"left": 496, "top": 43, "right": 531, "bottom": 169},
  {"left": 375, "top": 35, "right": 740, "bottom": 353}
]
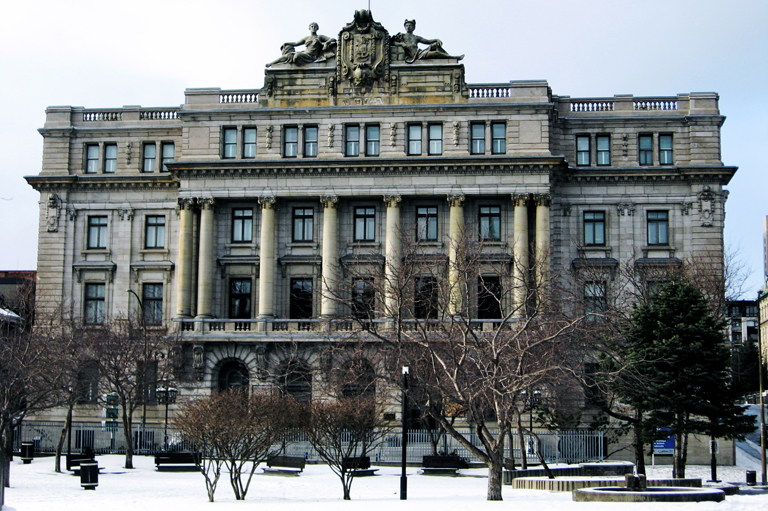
[{"left": 15, "top": 420, "right": 603, "bottom": 465}]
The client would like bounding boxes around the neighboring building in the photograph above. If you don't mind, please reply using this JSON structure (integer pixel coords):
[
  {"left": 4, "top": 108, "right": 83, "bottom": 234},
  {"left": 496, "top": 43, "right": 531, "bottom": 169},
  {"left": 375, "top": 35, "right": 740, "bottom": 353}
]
[
  {"left": 726, "top": 300, "right": 759, "bottom": 346},
  {"left": 25, "top": 10, "right": 735, "bottom": 439},
  {"left": 0, "top": 270, "right": 36, "bottom": 332}
]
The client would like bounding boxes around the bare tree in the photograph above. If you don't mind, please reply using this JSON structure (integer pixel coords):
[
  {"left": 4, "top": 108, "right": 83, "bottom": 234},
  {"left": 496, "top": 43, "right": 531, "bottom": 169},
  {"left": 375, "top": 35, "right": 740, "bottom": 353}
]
[{"left": 330, "top": 232, "right": 589, "bottom": 501}]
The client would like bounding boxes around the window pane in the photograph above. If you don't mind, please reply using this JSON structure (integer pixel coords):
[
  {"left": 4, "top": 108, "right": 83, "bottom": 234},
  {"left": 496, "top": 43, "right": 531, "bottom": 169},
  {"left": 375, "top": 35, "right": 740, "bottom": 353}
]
[
  {"left": 143, "top": 143, "right": 156, "bottom": 172},
  {"left": 471, "top": 124, "right": 485, "bottom": 154},
  {"left": 86, "top": 145, "right": 99, "bottom": 173},
  {"left": 145, "top": 216, "right": 165, "bottom": 248},
  {"left": 428, "top": 124, "right": 442, "bottom": 155},
  {"left": 243, "top": 128, "right": 257, "bottom": 158},
  {"left": 104, "top": 144, "right": 117, "bottom": 173},
  {"left": 408, "top": 125, "right": 422, "bottom": 155},
  {"left": 284, "top": 127, "right": 298, "bottom": 157},
  {"left": 346, "top": 126, "right": 360, "bottom": 156},
  {"left": 232, "top": 208, "right": 253, "bottom": 242},
  {"left": 492, "top": 122, "right": 506, "bottom": 154},
  {"left": 304, "top": 127, "right": 318, "bottom": 157},
  {"left": 366, "top": 125, "right": 380, "bottom": 156}
]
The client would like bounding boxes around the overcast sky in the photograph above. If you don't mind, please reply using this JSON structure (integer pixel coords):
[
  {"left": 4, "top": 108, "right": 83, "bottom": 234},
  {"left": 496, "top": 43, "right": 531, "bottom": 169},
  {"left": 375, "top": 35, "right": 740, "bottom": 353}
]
[{"left": 1, "top": 0, "right": 766, "bottom": 296}]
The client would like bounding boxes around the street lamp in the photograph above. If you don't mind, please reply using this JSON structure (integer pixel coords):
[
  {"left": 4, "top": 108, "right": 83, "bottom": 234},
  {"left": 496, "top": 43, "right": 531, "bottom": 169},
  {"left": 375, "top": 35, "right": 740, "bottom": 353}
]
[
  {"left": 156, "top": 385, "right": 178, "bottom": 451},
  {"left": 401, "top": 366, "right": 409, "bottom": 500}
]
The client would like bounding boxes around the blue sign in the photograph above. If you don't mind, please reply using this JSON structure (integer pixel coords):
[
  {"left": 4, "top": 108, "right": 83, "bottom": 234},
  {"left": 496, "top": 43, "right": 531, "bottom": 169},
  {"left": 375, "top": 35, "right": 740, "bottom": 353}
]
[{"left": 653, "top": 434, "right": 675, "bottom": 455}]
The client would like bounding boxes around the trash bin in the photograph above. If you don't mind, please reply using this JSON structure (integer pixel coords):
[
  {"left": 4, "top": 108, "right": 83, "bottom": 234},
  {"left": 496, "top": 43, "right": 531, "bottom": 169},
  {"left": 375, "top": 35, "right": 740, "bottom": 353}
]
[
  {"left": 20, "top": 442, "right": 34, "bottom": 464},
  {"left": 746, "top": 470, "right": 756, "bottom": 486},
  {"left": 80, "top": 460, "right": 98, "bottom": 490}
]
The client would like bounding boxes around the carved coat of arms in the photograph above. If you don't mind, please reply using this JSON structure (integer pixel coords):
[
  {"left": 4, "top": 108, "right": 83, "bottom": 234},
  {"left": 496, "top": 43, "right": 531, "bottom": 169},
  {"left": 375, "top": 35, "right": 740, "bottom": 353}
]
[{"left": 337, "top": 10, "right": 389, "bottom": 89}]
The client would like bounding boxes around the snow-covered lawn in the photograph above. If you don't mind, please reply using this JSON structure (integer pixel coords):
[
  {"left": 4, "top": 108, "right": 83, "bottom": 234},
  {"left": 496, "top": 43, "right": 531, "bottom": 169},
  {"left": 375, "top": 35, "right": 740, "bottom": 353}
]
[{"left": 4, "top": 447, "right": 767, "bottom": 511}]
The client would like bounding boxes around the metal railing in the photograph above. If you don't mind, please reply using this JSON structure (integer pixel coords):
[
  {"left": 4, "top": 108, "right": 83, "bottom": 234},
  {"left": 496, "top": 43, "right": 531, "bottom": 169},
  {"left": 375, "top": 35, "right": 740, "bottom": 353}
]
[{"left": 15, "top": 420, "right": 603, "bottom": 465}]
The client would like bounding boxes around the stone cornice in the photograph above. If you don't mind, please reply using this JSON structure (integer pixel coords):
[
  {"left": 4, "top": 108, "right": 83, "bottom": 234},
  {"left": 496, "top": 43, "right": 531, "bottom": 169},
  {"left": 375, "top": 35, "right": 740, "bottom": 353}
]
[
  {"left": 168, "top": 156, "right": 566, "bottom": 179},
  {"left": 25, "top": 174, "right": 179, "bottom": 193},
  {"left": 561, "top": 166, "right": 737, "bottom": 186}
]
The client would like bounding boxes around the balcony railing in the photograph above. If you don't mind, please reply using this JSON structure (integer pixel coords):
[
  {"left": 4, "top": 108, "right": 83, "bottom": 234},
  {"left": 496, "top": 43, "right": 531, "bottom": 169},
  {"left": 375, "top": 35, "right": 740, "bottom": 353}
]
[{"left": 174, "top": 317, "right": 513, "bottom": 336}]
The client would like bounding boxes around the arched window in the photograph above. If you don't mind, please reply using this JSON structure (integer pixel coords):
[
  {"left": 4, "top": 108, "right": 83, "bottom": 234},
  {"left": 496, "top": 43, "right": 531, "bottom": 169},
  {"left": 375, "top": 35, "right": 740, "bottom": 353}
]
[{"left": 218, "top": 361, "right": 249, "bottom": 392}]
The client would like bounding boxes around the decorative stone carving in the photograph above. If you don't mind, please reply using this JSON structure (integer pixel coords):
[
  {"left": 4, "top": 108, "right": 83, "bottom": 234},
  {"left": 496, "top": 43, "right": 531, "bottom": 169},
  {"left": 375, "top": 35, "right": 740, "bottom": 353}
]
[
  {"left": 383, "top": 195, "right": 402, "bottom": 208},
  {"left": 264, "top": 75, "right": 275, "bottom": 97},
  {"left": 118, "top": 208, "right": 134, "bottom": 221},
  {"left": 265, "top": 125, "right": 273, "bottom": 150},
  {"left": 561, "top": 203, "right": 571, "bottom": 217},
  {"left": 178, "top": 197, "right": 195, "bottom": 211},
  {"left": 389, "top": 123, "right": 397, "bottom": 147},
  {"left": 193, "top": 345, "right": 205, "bottom": 381},
  {"left": 320, "top": 195, "right": 339, "bottom": 209},
  {"left": 258, "top": 196, "right": 277, "bottom": 210},
  {"left": 46, "top": 194, "right": 61, "bottom": 232},
  {"left": 452, "top": 121, "right": 460, "bottom": 146},
  {"left": 680, "top": 202, "right": 692, "bottom": 215},
  {"left": 617, "top": 203, "right": 635, "bottom": 216},
  {"left": 327, "top": 124, "right": 334, "bottom": 147},
  {"left": 337, "top": 10, "right": 389, "bottom": 89},
  {"left": 535, "top": 194, "right": 552, "bottom": 207},
  {"left": 266, "top": 22, "right": 337, "bottom": 68},
  {"left": 699, "top": 187, "right": 716, "bottom": 227},
  {"left": 198, "top": 197, "right": 215, "bottom": 211},
  {"left": 67, "top": 207, "right": 77, "bottom": 222},
  {"left": 621, "top": 134, "right": 629, "bottom": 157},
  {"left": 126, "top": 142, "right": 132, "bottom": 165},
  {"left": 447, "top": 194, "right": 465, "bottom": 207},
  {"left": 391, "top": 19, "right": 464, "bottom": 63},
  {"left": 511, "top": 193, "right": 529, "bottom": 207}
]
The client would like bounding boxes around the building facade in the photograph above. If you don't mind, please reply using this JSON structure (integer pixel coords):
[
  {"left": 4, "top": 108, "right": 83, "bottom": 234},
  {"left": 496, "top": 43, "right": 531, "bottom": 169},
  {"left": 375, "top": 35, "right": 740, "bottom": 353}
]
[{"left": 26, "top": 12, "right": 736, "bottom": 424}]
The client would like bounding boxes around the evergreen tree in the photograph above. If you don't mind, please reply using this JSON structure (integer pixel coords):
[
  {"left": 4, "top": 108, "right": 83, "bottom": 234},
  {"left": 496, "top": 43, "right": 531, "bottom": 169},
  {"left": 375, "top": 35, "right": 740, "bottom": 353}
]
[{"left": 623, "top": 279, "right": 755, "bottom": 478}]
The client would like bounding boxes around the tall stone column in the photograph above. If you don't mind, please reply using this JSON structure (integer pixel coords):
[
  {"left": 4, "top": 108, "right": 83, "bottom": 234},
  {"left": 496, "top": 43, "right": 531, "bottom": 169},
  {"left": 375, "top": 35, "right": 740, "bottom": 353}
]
[
  {"left": 257, "top": 197, "right": 277, "bottom": 320},
  {"left": 512, "top": 194, "right": 530, "bottom": 316},
  {"left": 384, "top": 195, "right": 402, "bottom": 318},
  {"left": 175, "top": 198, "right": 195, "bottom": 318},
  {"left": 535, "top": 194, "right": 551, "bottom": 290},
  {"left": 447, "top": 194, "right": 465, "bottom": 316},
  {"left": 196, "top": 198, "right": 216, "bottom": 318},
  {"left": 320, "top": 195, "right": 339, "bottom": 317}
]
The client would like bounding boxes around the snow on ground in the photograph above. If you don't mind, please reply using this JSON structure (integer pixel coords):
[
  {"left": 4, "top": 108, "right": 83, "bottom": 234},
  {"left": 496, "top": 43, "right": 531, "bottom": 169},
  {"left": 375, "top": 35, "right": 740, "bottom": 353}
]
[{"left": 4, "top": 447, "right": 767, "bottom": 511}]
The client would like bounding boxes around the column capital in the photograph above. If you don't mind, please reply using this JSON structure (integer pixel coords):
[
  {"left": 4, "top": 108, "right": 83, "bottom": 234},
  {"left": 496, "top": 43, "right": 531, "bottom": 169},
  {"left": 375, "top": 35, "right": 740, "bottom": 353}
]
[
  {"left": 534, "top": 194, "right": 552, "bottom": 207},
  {"left": 447, "top": 194, "right": 465, "bottom": 208},
  {"left": 177, "top": 197, "right": 195, "bottom": 210},
  {"left": 383, "top": 194, "right": 402, "bottom": 208},
  {"left": 511, "top": 193, "right": 530, "bottom": 207},
  {"left": 198, "top": 197, "right": 215, "bottom": 210},
  {"left": 258, "top": 196, "right": 277, "bottom": 209},
  {"left": 320, "top": 195, "right": 339, "bottom": 209}
]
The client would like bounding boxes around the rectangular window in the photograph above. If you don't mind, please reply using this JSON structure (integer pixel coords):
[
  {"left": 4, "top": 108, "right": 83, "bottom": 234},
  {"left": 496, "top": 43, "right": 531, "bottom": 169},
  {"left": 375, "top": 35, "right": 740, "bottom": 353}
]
[
  {"left": 647, "top": 211, "right": 669, "bottom": 245},
  {"left": 143, "top": 143, "right": 156, "bottom": 172},
  {"left": 596, "top": 135, "right": 610, "bottom": 166},
  {"left": 142, "top": 283, "right": 163, "bottom": 326},
  {"left": 639, "top": 134, "right": 653, "bottom": 165},
  {"left": 659, "top": 134, "right": 673, "bottom": 165},
  {"left": 84, "top": 283, "right": 105, "bottom": 325},
  {"left": 243, "top": 128, "right": 257, "bottom": 158},
  {"left": 416, "top": 206, "right": 438, "bottom": 241},
  {"left": 304, "top": 126, "right": 318, "bottom": 157},
  {"left": 408, "top": 124, "right": 422, "bottom": 155},
  {"left": 428, "top": 124, "right": 442, "bottom": 155},
  {"left": 290, "top": 278, "right": 313, "bottom": 319},
  {"left": 477, "top": 276, "right": 502, "bottom": 319},
  {"left": 365, "top": 125, "right": 380, "bottom": 156},
  {"left": 232, "top": 208, "right": 253, "bottom": 243},
  {"left": 76, "top": 361, "right": 99, "bottom": 404},
  {"left": 576, "top": 135, "right": 590, "bottom": 165},
  {"left": 354, "top": 207, "right": 376, "bottom": 241},
  {"left": 145, "top": 216, "right": 165, "bottom": 249},
  {"left": 293, "top": 208, "right": 314, "bottom": 242},
  {"left": 584, "top": 281, "right": 606, "bottom": 320},
  {"left": 87, "top": 216, "right": 108, "bottom": 249},
  {"left": 352, "top": 278, "right": 375, "bottom": 320},
  {"left": 470, "top": 123, "right": 485, "bottom": 154},
  {"left": 223, "top": 128, "right": 237, "bottom": 159},
  {"left": 414, "top": 277, "right": 438, "bottom": 319},
  {"left": 479, "top": 206, "right": 501, "bottom": 241},
  {"left": 161, "top": 142, "right": 175, "bottom": 171},
  {"left": 104, "top": 144, "right": 117, "bottom": 173},
  {"left": 345, "top": 125, "right": 360, "bottom": 156},
  {"left": 284, "top": 127, "right": 298, "bottom": 158},
  {"left": 229, "top": 279, "right": 252, "bottom": 319},
  {"left": 86, "top": 145, "right": 99, "bottom": 174},
  {"left": 583, "top": 211, "right": 605, "bottom": 246},
  {"left": 491, "top": 122, "right": 506, "bottom": 154}
]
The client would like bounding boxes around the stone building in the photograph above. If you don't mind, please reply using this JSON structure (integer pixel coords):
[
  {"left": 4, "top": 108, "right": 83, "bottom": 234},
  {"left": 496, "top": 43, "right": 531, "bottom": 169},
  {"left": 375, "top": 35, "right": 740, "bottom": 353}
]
[{"left": 26, "top": 11, "right": 735, "bottom": 427}]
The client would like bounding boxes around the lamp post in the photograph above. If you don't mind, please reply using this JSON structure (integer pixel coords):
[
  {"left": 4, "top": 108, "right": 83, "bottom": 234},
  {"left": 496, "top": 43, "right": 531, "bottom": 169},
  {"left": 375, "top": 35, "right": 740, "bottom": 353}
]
[
  {"left": 156, "top": 385, "right": 178, "bottom": 451},
  {"left": 401, "top": 366, "right": 409, "bottom": 500}
]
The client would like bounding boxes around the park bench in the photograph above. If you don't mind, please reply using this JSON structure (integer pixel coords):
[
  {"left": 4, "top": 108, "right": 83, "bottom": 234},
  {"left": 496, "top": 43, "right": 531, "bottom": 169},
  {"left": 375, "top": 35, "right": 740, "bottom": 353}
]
[
  {"left": 66, "top": 453, "right": 97, "bottom": 472},
  {"left": 154, "top": 451, "right": 202, "bottom": 471},
  {"left": 422, "top": 454, "right": 468, "bottom": 474},
  {"left": 342, "top": 455, "right": 377, "bottom": 476},
  {"left": 262, "top": 455, "right": 306, "bottom": 474}
]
